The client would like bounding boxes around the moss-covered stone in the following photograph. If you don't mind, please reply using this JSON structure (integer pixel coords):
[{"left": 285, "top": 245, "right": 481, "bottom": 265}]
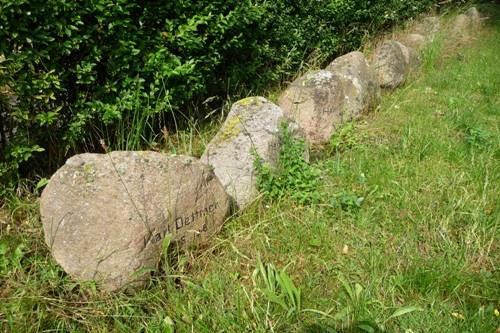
[
  {"left": 236, "top": 97, "right": 262, "bottom": 107},
  {"left": 214, "top": 115, "right": 243, "bottom": 145},
  {"left": 83, "top": 163, "right": 96, "bottom": 183},
  {"left": 201, "top": 97, "right": 286, "bottom": 208}
]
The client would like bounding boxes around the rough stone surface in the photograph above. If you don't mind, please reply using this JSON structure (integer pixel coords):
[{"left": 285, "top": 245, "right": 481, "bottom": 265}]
[
  {"left": 325, "top": 51, "right": 380, "bottom": 113},
  {"left": 278, "top": 70, "right": 358, "bottom": 145},
  {"left": 201, "top": 97, "right": 285, "bottom": 208},
  {"left": 466, "top": 7, "right": 480, "bottom": 26},
  {"left": 415, "top": 16, "right": 440, "bottom": 41},
  {"left": 453, "top": 14, "right": 471, "bottom": 36},
  {"left": 372, "top": 41, "right": 409, "bottom": 89},
  {"left": 40, "top": 151, "right": 230, "bottom": 292},
  {"left": 395, "top": 41, "right": 420, "bottom": 72},
  {"left": 399, "top": 33, "right": 426, "bottom": 51}
]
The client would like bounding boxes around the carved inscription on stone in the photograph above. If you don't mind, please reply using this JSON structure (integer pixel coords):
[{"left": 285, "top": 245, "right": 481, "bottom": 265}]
[
  {"left": 40, "top": 151, "right": 230, "bottom": 291},
  {"left": 143, "top": 202, "right": 220, "bottom": 247}
]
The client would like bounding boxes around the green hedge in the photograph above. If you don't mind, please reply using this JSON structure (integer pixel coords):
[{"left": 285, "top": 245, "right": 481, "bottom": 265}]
[{"left": 0, "top": 0, "right": 445, "bottom": 191}]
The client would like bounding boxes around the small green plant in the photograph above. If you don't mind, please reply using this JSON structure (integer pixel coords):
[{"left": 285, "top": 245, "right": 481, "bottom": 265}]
[
  {"left": 465, "top": 126, "right": 491, "bottom": 148},
  {"left": 335, "top": 276, "right": 421, "bottom": 332},
  {"left": 328, "top": 122, "right": 360, "bottom": 154},
  {"left": 254, "top": 123, "right": 322, "bottom": 204},
  {"left": 252, "top": 257, "right": 302, "bottom": 318},
  {"left": 334, "top": 276, "right": 379, "bottom": 331},
  {"left": 0, "top": 241, "right": 25, "bottom": 277},
  {"left": 331, "top": 191, "right": 364, "bottom": 212},
  {"left": 446, "top": 105, "right": 492, "bottom": 150}
]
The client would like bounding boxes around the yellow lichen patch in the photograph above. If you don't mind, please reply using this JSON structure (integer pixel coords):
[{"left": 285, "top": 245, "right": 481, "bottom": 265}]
[
  {"left": 215, "top": 115, "right": 243, "bottom": 144},
  {"left": 83, "top": 163, "right": 96, "bottom": 183},
  {"left": 235, "top": 97, "right": 261, "bottom": 107}
]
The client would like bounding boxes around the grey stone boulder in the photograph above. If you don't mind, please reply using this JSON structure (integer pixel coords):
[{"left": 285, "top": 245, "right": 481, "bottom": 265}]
[
  {"left": 396, "top": 41, "right": 421, "bottom": 72},
  {"left": 201, "top": 97, "right": 286, "bottom": 208},
  {"left": 325, "top": 51, "right": 380, "bottom": 113},
  {"left": 40, "top": 151, "right": 230, "bottom": 292},
  {"left": 466, "top": 7, "right": 480, "bottom": 26},
  {"left": 278, "top": 70, "right": 359, "bottom": 145},
  {"left": 372, "top": 41, "right": 409, "bottom": 89},
  {"left": 399, "top": 33, "right": 427, "bottom": 51},
  {"left": 453, "top": 14, "right": 472, "bottom": 37},
  {"left": 415, "top": 16, "right": 440, "bottom": 41}
]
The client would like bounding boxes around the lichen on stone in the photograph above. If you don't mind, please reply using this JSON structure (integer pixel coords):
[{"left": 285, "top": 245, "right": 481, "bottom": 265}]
[
  {"left": 302, "top": 70, "right": 334, "bottom": 87},
  {"left": 214, "top": 115, "right": 243, "bottom": 144},
  {"left": 83, "top": 163, "right": 96, "bottom": 183},
  {"left": 236, "top": 97, "right": 261, "bottom": 107}
]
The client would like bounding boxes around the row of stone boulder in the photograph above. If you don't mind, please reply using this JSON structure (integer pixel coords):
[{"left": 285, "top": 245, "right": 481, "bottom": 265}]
[{"left": 40, "top": 8, "right": 483, "bottom": 292}]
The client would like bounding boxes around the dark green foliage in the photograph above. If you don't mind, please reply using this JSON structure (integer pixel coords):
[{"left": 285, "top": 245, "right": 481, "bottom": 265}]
[
  {"left": 0, "top": 240, "right": 25, "bottom": 278},
  {"left": 0, "top": 0, "right": 442, "bottom": 191},
  {"left": 465, "top": 127, "right": 492, "bottom": 148},
  {"left": 254, "top": 124, "right": 321, "bottom": 205},
  {"left": 330, "top": 191, "right": 364, "bottom": 212}
]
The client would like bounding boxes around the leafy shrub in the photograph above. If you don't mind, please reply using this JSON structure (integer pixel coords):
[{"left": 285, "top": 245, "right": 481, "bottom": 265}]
[
  {"left": 0, "top": 0, "right": 443, "bottom": 191},
  {"left": 254, "top": 124, "right": 321, "bottom": 205}
]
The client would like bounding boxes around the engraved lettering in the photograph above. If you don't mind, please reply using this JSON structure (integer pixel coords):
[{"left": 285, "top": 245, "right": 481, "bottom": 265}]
[
  {"left": 175, "top": 217, "right": 183, "bottom": 230},
  {"left": 184, "top": 215, "right": 192, "bottom": 226},
  {"left": 143, "top": 201, "right": 220, "bottom": 246},
  {"left": 143, "top": 232, "right": 152, "bottom": 247}
]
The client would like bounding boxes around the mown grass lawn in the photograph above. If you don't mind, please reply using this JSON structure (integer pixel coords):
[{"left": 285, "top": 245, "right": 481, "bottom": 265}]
[{"left": 1, "top": 5, "right": 499, "bottom": 333}]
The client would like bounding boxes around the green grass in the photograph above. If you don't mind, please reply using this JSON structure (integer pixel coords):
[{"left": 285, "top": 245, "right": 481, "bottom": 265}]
[{"left": 1, "top": 5, "right": 499, "bottom": 332}]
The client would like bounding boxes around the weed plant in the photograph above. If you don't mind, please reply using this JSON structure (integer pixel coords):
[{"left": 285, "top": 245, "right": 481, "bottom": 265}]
[{"left": 254, "top": 123, "right": 322, "bottom": 205}]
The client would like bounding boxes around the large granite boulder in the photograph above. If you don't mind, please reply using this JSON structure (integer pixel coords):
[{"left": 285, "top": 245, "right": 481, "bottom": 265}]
[
  {"left": 40, "top": 151, "right": 230, "bottom": 292},
  {"left": 278, "top": 70, "right": 358, "bottom": 145},
  {"left": 454, "top": 8, "right": 482, "bottom": 37},
  {"left": 397, "top": 41, "right": 421, "bottom": 72},
  {"left": 466, "top": 7, "right": 480, "bottom": 26},
  {"left": 399, "top": 33, "right": 426, "bottom": 51},
  {"left": 325, "top": 51, "right": 380, "bottom": 114},
  {"left": 453, "top": 14, "right": 471, "bottom": 35},
  {"left": 201, "top": 97, "right": 286, "bottom": 208},
  {"left": 372, "top": 41, "right": 410, "bottom": 89},
  {"left": 414, "top": 16, "right": 440, "bottom": 41}
]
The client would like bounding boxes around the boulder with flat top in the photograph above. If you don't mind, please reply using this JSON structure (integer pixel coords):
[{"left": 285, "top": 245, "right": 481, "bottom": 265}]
[
  {"left": 372, "top": 40, "right": 412, "bottom": 89},
  {"left": 326, "top": 51, "right": 380, "bottom": 114},
  {"left": 278, "top": 70, "right": 361, "bottom": 145},
  {"left": 201, "top": 97, "right": 286, "bottom": 208}
]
